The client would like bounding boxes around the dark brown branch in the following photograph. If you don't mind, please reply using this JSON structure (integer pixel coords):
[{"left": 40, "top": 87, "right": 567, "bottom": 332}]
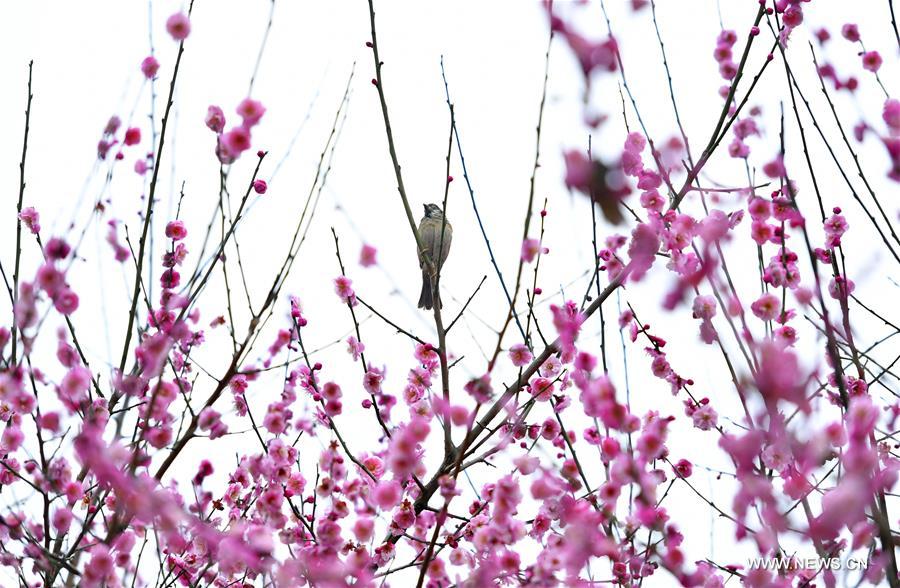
[{"left": 11, "top": 60, "right": 34, "bottom": 364}]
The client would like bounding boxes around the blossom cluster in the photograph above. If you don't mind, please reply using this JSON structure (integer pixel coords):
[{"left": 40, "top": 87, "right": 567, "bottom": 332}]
[{"left": 1, "top": 2, "right": 899, "bottom": 587}]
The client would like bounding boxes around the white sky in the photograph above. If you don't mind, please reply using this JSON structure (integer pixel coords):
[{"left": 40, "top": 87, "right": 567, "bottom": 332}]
[{"left": 1, "top": 0, "right": 898, "bottom": 584}]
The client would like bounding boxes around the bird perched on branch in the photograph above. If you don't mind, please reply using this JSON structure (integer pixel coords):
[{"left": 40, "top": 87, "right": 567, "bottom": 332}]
[{"left": 417, "top": 203, "right": 452, "bottom": 310}]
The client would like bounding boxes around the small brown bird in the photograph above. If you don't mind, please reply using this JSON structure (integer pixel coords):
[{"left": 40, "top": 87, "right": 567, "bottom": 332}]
[{"left": 417, "top": 203, "right": 453, "bottom": 310}]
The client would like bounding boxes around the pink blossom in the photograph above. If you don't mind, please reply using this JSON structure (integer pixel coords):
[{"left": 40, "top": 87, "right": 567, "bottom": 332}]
[
  {"left": 521, "top": 238, "right": 540, "bottom": 263},
  {"left": 104, "top": 115, "right": 121, "bottom": 135},
  {"left": 372, "top": 480, "right": 402, "bottom": 510},
  {"left": 449, "top": 405, "right": 470, "bottom": 426},
  {"left": 166, "top": 12, "right": 191, "bottom": 41},
  {"left": 1, "top": 426, "right": 23, "bottom": 452},
  {"left": 717, "top": 29, "right": 737, "bottom": 48},
  {"left": 719, "top": 60, "right": 737, "bottom": 80},
  {"left": 123, "top": 127, "right": 141, "bottom": 146},
  {"left": 627, "top": 223, "right": 660, "bottom": 281},
  {"left": 414, "top": 342, "right": 438, "bottom": 366},
  {"left": 333, "top": 275, "right": 357, "bottom": 306},
  {"left": 553, "top": 23, "right": 618, "bottom": 78},
  {"left": 508, "top": 343, "right": 533, "bottom": 367},
  {"left": 198, "top": 407, "right": 221, "bottom": 434},
  {"left": 782, "top": 5, "right": 803, "bottom": 27},
  {"left": 160, "top": 269, "right": 180, "bottom": 289},
  {"left": 221, "top": 126, "right": 252, "bottom": 158},
  {"left": 539, "top": 417, "right": 560, "bottom": 440},
  {"left": 763, "top": 156, "right": 786, "bottom": 178},
  {"left": 36, "top": 264, "right": 64, "bottom": 297},
  {"left": 52, "top": 507, "right": 73, "bottom": 533},
  {"left": 574, "top": 351, "right": 596, "bottom": 372},
  {"left": 206, "top": 105, "right": 226, "bottom": 133},
  {"left": 699, "top": 209, "right": 731, "bottom": 242},
  {"left": 640, "top": 189, "right": 664, "bottom": 211},
  {"left": 237, "top": 98, "right": 266, "bottom": 127},
  {"left": 563, "top": 149, "right": 594, "bottom": 192},
  {"left": 146, "top": 426, "right": 173, "bottom": 448},
  {"left": 828, "top": 276, "right": 855, "bottom": 299},
  {"left": 140, "top": 56, "right": 159, "bottom": 79},
  {"left": 624, "top": 131, "right": 646, "bottom": 154},
  {"left": 464, "top": 374, "right": 492, "bottom": 403},
  {"left": 0, "top": 7, "right": 895, "bottom": 584},
  {"left": 692, "top": 295, "right": 716, "bottom": 320},
  {"left": 747, "top": 196, "right": 771, "bottom": 221},
  {"left": 728, "top": 138, "right": 749, "bottom": 158},
  {"left": 886, "top": 137, "right": 900, "bottom": 182},
  {"left": 750, "top": 292, "right": 780, "bottom": 321},
  {"left": 636, "top": 169, "right": 661, "bottom": 190},
  {"left": 353, "top": 518, "right": 374, "bottom": 542},
  {"left": 346, "top": 336, "right": 365, "bottom": 361},
  {"left": 691, "top": 404, "right": 718, "bottom": 431},
  {"left": 165, "top": 220, "right": 187, "bottom": 241},
  {"left": 673, "top": 459, "right": 693, "bottom": 478},
  {"left": 59, "top": 367, "right": 91, "bottom": 410},
  {"left": 622, "top": 150, "right": 643, "bottom": 176},
  {"left": 733, "top": 117, "right": 759, "bottom": 139},
  {"left": 18, "top": 207, "right": 40, "bottom": 234},
  {"left": 44, "top": 237, "right": 71, "bottom": 261},
  {"left": 862, "top": 51, "right": 883, "bottom": 73},
  {"left": 363, "top": 366, "right": 384, "bottom": 395},
  {"left": 713, "top": 43, "right": 732, "bottom": 63},
  {"left": 359, "top": 243, "right": 377, "bottom": 267},
  {"left": 841, "top": 23, "right": 860, "bottom": 42},
  {"left": 550, "top": 301, "right": 584, "bottom": 353},
  {"left": 810, "top": 475, "right": 869, "bottom": 541},
  {"left": 884, "top": 99, "right": 900, "bottom": 132},
  {"left": 97, "top": 139, "right": 113, "bottom": 159},
  {"left": 386, "top": 418, "right": 428, "bottom": 477},
  {"left": 847, "top": 394, "right": 879, "bottom": 440},
  {"left": 264, "top": 403, "right": 289, "bottom": 434},
  {"left": 529, "top": 376, "right": 555, "bottom": 401},
  {"left": 755, "top": 342, "right": 808, "bottom": 410},
  {"left": 54, "top": 289, "right": 79, "bottom": 315},
  {"left": 774, "top": 325, "right": 797, "bottom": 347},
  {"left": 824, "top": 211, "right": 848, "bottom": 247}
]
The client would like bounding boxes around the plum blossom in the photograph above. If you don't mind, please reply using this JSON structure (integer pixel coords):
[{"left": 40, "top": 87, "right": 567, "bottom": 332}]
[
  {"left": 166, "top": 12, "right": 191, "bottom": 40},
  {"left": 1, "top": 5, "right": 897, "bottom": 587},
  {"left": 333, "top": 276, "right": 357, "bottom": 306},
  {"left": 18, "top": 207, "right": 40, "bottom": 234},
  {"left": 359, "top": 243, "right": 377, "bottom": 267},
  {"left": 346, "top": 336, "right": 365, "bottom": 361},
  {"left": 165, "top": 220, "right": 187, "bottom": 241},
  {"left": 508, "top": 343, "right": 532, "bottom": 367},
  {"left": 627, "top": 223, "right": 660, "bottom": 281},
  {"left": 206, "top": 105, "right": 226, "bottom": 133},
  {"left": 140, "top": 56, "right": 159, "bottom": 78}
]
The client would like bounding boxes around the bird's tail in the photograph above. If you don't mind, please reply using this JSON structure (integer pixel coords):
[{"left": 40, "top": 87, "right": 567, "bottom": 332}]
[
  {"left": 418, "top": 273, "right": 433, "bottom": 310},
  {"left": 419, "top": 273, "right": 442, "bottom": 310}
]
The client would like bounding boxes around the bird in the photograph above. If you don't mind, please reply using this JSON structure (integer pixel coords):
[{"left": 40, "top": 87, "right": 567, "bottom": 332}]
[{"left": 417, "top": 203, "right": 453, "bottom": 310}]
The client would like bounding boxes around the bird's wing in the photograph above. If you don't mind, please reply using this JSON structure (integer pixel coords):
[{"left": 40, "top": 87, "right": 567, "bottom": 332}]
[
  {"left": 419, "top": 218, "right": 452, "bottom": 272},
  {"left": 437, "top": 221, "right": 452, "bottom": 268},
  {"left": 418, "top": 219, "right": 436, "bottom": 269}
]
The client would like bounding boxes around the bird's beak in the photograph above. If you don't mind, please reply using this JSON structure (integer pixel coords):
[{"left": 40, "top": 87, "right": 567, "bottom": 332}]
[{"left": 423, "top": 204, "right": 428, "bottom": 214}]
